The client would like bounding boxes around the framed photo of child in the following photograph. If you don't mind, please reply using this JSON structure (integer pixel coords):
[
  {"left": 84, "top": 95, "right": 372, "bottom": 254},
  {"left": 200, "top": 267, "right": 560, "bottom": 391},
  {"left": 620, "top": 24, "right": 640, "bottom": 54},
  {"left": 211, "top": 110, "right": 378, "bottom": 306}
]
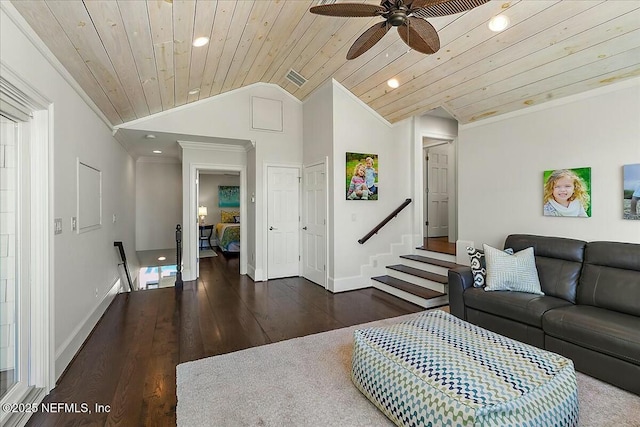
[
  {"left": 623, "top": 163, "right": 640, "bottom": 220},
  {"left": 346, "top": 152, "right": 378, "bottom": 200},
  {"left": 543, "top": 167, "right": 591, "bottom": 217}
]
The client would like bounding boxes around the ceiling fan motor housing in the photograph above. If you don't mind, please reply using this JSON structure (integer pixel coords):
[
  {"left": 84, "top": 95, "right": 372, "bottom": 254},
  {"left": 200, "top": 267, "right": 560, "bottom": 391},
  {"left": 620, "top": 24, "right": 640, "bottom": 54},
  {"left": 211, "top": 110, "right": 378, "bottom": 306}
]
[{"left": 387, "top": 10, "right": 408, "bottom": 26}]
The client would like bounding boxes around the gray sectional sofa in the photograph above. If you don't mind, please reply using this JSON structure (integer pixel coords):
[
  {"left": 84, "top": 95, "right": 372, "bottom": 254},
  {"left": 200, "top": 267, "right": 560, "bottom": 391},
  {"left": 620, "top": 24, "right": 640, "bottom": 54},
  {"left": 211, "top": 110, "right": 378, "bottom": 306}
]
[{"left": 448, "top": 234, "right": 640, "bottom": 395}]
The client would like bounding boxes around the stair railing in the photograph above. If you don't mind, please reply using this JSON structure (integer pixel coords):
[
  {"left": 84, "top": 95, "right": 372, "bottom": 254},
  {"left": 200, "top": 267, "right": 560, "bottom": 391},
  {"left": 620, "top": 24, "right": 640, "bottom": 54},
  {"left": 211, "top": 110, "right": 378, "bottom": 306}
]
[
  {"left": 175, "top": 224, "right": 183, "bottom": 287},
  {"left": 113, "top": 241, "right": 134, "bottom": 291},
  {"left": 358, "top": 198, "right": 412, "bottom": 244}
]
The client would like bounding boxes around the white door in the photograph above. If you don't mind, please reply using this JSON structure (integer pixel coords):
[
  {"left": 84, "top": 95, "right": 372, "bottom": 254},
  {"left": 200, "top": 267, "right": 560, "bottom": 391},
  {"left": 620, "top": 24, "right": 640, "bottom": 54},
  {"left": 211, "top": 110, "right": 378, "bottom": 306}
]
[
  {"left": 267, "top": 166, "right": 300, "bottom": 279},
  {"left": 302, "top": 163, "right": 326, "bottom": 287},
  {"left": 427, "top": 144, "right": 449, "bottom": 237}
]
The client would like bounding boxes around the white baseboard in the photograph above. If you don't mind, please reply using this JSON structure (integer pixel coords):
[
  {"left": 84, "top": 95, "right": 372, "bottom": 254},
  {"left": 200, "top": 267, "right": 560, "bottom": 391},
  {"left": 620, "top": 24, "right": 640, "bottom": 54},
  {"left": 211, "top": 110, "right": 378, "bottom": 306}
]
[
  {"left": 54, "top": 278, "right": 121, "bottom": 380},
  {"left": 329, "top": 275, "right": 370, "bottom": 293}
]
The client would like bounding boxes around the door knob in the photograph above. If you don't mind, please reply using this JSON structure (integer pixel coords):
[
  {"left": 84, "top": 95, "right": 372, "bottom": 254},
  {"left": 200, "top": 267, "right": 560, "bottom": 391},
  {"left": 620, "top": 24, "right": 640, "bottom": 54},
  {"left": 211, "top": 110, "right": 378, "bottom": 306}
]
[
  {"left": 269, "top": 226, "right": 277, "bottom": 230},
  {"left": 302, "top": 226, "right": 308, "bottom": 230}
]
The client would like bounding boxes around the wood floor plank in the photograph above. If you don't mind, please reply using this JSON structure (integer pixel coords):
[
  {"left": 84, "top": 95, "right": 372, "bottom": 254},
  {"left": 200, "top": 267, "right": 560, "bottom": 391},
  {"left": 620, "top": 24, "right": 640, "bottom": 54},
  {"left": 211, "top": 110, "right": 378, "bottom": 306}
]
[{"left": 27, "top": 249, "right": 423, "bottom": 426}]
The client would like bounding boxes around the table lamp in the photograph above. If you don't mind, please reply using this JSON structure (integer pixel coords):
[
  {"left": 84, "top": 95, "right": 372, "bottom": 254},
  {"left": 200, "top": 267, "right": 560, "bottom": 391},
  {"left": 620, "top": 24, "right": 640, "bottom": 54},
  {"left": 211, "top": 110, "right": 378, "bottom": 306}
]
[{"left": 198, "top": 206, "right": 208, "bottom": 225}]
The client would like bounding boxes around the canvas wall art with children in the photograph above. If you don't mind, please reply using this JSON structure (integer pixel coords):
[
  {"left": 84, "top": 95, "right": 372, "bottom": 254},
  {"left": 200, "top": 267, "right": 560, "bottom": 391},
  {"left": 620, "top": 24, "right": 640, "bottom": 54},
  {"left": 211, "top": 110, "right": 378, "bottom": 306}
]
[
  {"left": 543, "top": 167, "right": 591, "bottom": 217},
  {"left": 623, "top": 163, "right": 640, "bottom": 220},
  {"left": 346, "top": 152, "right": 378, "bottom": 201}
]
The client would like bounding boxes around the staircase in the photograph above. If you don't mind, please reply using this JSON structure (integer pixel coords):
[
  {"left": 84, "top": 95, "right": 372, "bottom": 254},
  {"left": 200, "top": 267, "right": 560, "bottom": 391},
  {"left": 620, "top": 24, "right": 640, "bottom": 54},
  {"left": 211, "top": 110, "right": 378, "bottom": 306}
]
[{"left": 371, "top": 247, "right": 459, "bottom": 309}]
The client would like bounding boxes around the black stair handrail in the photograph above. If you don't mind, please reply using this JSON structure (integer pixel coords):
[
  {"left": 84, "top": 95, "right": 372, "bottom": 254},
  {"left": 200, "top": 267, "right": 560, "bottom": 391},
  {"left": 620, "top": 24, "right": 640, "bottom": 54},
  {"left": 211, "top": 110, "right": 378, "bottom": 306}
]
[
  {"left": 175, "top": 224, "right": 183, "bottom": 287},
  {"left": 358, "top": 198, "right": 412, "bottom": 244},
  {"left": 113, "top": 241, "right": 134, "bottom": 291}
]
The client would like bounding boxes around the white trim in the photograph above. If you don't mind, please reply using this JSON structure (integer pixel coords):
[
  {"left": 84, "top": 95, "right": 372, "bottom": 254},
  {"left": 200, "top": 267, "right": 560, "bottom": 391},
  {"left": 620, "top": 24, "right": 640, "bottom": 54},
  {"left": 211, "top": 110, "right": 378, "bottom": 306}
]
[
  {"left": 0, "top": 2, "right": 115, "bottom": 130},
  {"left": 331, "top": 79, "right": 393, "bottom": 128},
  {"left": 329, "top": 275, "right": 370, "bottom": 293},
  {"left": 115, "top": 82, "right": 302, "bottom": 129},
  {"left": 183, "top": 162, "right": 247, "bottom": 280},
  {"left": 178, "top": 140, "right": 253, "bottom": 152},
  {"left": 0, "top": 64, "right": 54, "bottom": 420},
  {"left": 460, "top": 76, "right": 640, "bottom": 129},
  {"left": 136, "top": 156, "right": 181, "bottom": 164},
  {"left": 263, "top": 162, "right": 302, "bottom": 280},
  {"left": 54, "top": 278, "right": 121, "bottom": 379}
]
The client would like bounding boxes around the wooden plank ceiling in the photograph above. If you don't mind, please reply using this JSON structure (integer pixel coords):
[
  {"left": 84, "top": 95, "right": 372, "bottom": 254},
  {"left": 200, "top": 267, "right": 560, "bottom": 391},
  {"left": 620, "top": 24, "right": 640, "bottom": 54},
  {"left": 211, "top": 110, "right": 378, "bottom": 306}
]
[{"left": 11, "top": 0, "right": 640, "bottom": 126}]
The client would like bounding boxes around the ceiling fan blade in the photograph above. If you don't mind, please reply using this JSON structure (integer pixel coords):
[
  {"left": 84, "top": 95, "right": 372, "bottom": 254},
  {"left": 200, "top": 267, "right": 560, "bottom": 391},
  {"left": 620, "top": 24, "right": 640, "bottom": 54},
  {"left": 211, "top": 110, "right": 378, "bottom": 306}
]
[
  {"left": 347, "top": 22, "right": 390, "bottom": 60},
  {"left": 412, "top": 0, "right": 490, "bottom": 18},
  {"left": 397, "top": 17, "right": 440, "bottom": 54},
  {"left": 309, "top": 4, "right": 386, "bottom": 17}
]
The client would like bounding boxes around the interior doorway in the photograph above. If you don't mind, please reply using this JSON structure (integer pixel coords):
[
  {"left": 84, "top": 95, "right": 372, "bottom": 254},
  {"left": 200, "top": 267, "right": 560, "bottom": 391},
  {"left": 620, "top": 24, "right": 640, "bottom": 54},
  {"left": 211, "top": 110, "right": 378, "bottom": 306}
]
[
  {"left": 423, "top": 138, "right": 456, "bottom": 254},
  {"left": 196, "top": 169, "right": 241, "bottom": 275}
]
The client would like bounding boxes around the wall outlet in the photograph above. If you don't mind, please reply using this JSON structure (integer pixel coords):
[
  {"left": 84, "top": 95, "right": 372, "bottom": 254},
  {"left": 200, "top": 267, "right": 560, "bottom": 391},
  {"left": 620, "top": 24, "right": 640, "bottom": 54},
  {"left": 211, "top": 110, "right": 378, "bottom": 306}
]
[
  {"left": 95, "top": 288, "right": 98, "bottom": 298},
  {"left": 112, "top": 214, "right": 117, "bottom": 223},
  {"left": 54, "top": 218, "right": 63, "bottom": 235}
]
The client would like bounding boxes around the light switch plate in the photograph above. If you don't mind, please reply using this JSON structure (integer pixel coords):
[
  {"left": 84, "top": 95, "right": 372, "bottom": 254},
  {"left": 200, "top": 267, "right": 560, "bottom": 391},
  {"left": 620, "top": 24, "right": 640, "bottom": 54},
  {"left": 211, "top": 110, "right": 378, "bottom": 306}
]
[
  {"left": 71, "top": 217, "right": 77, "bottom": 231},
  {"left": 54, "top": 218, "right": 62, "bottom": 235}
]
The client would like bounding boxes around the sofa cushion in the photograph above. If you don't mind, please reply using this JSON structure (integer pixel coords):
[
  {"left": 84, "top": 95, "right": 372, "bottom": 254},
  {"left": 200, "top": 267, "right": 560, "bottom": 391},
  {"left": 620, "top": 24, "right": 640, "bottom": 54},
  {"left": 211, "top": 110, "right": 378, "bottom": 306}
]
[
  {"left": 543, "top": 305, "right": 640, "bottom": 366},
  {"left": 466, "top": 246, "right": 513, "bottom": 288},
  {"left": 505, "top": 235, "right": 586, "bottom": 303},
  {"left": 484, "top": 245, "right": 543, "bottom": 295},
  {"left": 464, "top": 287, "right": 571, "bottom": 328},
  {"left": 577, "top": 241, "right": 640, "bottom": 316}
]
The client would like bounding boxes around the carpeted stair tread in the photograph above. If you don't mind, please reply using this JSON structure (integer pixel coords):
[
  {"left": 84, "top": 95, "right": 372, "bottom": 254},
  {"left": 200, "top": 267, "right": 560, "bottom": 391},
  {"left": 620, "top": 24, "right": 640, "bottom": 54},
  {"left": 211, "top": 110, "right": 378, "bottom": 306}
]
[
  {"left": 372, "top": 275, "right": 445, "bottom": 300},
  {"left": 399, "top": 254, "right": 460, "bottom": 269},
  {"left": 386, "top": 264, "right": 448, "bottom": 283}
]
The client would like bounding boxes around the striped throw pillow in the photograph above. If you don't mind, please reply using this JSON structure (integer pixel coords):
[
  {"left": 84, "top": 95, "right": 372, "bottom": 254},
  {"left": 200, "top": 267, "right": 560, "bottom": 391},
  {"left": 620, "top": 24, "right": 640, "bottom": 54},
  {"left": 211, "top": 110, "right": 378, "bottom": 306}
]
[{"left": 483, "top": 244, "right": 543, "bottom": 295}]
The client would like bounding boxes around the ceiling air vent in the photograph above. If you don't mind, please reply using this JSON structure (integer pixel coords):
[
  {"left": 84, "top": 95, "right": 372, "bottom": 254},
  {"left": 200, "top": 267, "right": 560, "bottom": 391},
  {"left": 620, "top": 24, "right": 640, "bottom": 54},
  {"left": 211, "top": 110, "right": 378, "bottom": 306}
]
[
  {"left": 316, "top": 0, "right": 337, "bottom": 5},
  {"left": 285, "top": 69, "right": 307, "bottom": 88}
]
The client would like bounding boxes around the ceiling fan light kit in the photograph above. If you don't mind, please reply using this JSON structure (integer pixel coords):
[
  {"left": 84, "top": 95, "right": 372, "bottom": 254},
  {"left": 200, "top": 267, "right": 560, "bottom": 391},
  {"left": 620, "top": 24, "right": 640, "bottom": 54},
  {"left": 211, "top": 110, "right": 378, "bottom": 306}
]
[{"left": 310, "top": 0, "right": 490, "bottom": 59}]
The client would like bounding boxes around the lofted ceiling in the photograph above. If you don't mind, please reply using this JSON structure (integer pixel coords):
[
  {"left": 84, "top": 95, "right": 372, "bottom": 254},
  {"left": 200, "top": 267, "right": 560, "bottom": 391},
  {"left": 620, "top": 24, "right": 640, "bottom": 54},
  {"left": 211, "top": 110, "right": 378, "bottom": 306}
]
[{"left": 10, "top": 0, "right": 640, "bottom": 128}]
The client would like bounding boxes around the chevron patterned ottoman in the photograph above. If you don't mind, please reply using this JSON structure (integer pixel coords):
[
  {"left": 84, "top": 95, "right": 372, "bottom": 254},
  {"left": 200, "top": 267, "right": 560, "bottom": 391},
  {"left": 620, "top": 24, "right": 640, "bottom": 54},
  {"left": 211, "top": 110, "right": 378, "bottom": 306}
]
[{"left": 351, "top": 310, "right": 578, "bottom": 426}]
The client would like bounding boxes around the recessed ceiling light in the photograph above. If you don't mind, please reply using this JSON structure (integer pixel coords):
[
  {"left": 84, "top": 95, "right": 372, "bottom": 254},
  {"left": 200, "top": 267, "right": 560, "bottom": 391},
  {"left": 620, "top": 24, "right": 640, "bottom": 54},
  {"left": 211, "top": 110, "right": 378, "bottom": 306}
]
[
  {"left": 145, "top": 134, "right": 156, "bottom": 139},
  {"left": 488, "top": 14, "right": 510, "bottom": 32},
  {"left": 193, "top": 37, "right": 209, "bottom": 47},
  {"left": 188, "top": 88, "right": 200, "bottom": 95},
  {"left": 158, "top": 256, "right": 166, "bottom": 261},
  {"left": 153, "top": 150, "right": 162, "bottom": 154},
  {"left": 387, "top": 78, "right": 400, "bottom": 89}
]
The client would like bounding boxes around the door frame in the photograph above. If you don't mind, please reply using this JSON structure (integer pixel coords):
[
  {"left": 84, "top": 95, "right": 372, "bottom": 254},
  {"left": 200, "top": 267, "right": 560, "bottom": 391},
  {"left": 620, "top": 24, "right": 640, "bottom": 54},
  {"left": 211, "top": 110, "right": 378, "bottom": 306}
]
[
  {"left": 0, "top": 63, "right": 54, "bottom": 424},
  {"left": 423, "top": 139, "right": 451, "bottom": 239},
  {"left": 262, "top": 162, "right": 302, "bottom": 280},
  {"left": 420, "top": 135, "right": 458, "bottom": 244},
  {"left": 188, "top": 162, "right": 247, "bottom": 278},
  {"left": 301, "top": 158, "right": 329, "bottom": 289}
]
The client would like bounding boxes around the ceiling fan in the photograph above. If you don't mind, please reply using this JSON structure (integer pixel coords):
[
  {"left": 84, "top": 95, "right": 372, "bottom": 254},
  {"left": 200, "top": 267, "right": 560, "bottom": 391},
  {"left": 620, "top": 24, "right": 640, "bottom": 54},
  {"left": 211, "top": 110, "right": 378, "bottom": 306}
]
[{"left": 310, "top": 0, "right": 490, "bottom": 59}]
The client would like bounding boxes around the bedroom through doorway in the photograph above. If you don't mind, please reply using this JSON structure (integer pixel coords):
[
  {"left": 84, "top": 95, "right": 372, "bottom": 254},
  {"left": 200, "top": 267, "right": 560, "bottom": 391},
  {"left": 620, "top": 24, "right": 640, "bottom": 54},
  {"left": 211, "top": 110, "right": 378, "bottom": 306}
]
[{"left": 197, "top": 170, "right": 241, "bottom": 263}]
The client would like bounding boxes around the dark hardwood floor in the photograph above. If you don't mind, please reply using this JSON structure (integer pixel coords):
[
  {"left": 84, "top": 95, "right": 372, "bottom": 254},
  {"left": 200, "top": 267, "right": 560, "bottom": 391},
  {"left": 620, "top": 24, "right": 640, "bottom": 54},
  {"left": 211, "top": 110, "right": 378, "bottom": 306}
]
[
  {"left": 26, "top": 250, "right": 423, "bottom": 426},
  {"left": 423, "top": 236, "right": 456, "bottom": 255}
]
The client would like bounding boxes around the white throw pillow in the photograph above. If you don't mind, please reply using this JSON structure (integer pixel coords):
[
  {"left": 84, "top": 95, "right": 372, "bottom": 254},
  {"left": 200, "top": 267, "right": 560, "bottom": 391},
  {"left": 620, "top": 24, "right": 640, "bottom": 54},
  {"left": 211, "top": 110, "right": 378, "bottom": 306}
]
[{"left": 483, "top": 244, "right": 544, "bottom": 295}]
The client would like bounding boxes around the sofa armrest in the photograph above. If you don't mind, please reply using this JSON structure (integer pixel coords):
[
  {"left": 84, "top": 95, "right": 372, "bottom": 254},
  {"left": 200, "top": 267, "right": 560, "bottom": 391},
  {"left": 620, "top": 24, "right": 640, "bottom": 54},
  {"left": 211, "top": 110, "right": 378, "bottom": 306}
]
[{"left": 448, "top": 267, "right": 474, "bottom": 320}]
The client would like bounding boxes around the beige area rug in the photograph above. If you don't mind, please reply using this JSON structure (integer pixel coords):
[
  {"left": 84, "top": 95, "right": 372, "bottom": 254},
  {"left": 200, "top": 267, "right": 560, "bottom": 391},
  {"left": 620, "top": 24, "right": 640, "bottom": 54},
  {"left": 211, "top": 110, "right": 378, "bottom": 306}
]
[
  {"left": 198, "top": 248, "right": 218, "bottom": 258},
  {"left": 176, "top": 310, "right": 640, "bottom": 427}
]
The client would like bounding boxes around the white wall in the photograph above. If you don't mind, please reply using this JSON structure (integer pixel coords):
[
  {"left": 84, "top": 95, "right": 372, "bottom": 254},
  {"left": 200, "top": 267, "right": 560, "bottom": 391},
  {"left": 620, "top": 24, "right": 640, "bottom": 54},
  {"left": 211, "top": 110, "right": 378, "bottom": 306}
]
[
  {"left": 1, "top": 6, "right": 137, "bottom": 378},
  {"left": 136, "top": 158, "right": 182, "bottom": 250},
  {"left": 199, "top": 173, "right": 240, "bottom": 225},
  {"left": 122, "top": 83, "right": 303, "bottom": 281},
  {"left": 330, "top": 82, "right": 413, "bottom": 291},
  {"left": 458, "top": 78, "right": 640, "bottom": 249}
]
